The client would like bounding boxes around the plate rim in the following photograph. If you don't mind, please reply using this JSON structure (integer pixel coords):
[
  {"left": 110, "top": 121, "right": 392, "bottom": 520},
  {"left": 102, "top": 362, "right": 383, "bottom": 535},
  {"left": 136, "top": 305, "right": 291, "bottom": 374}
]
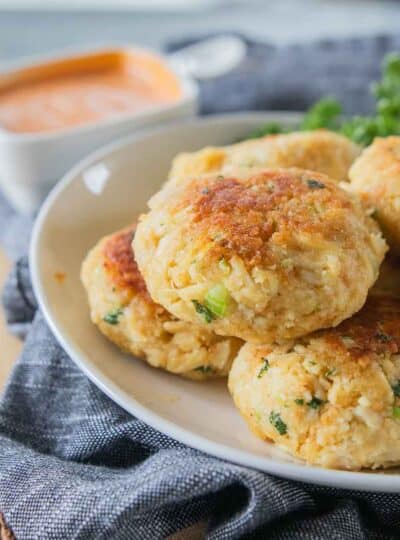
[{"left": 30, "top": 112, "right": 400, "bottom": 492}]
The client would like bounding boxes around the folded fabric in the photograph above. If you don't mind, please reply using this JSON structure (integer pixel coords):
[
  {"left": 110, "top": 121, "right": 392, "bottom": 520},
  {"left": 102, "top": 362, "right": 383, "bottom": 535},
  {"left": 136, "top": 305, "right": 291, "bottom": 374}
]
[{"left": 2, "top": 34, "right": 400, "bottom": 539}]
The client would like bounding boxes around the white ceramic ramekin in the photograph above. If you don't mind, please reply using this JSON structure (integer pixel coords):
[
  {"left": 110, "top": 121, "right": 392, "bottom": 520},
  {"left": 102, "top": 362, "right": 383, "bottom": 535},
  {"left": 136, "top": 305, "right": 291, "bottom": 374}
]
[{"left": 0, "top": 46, "right": 198, "bottom": 213}]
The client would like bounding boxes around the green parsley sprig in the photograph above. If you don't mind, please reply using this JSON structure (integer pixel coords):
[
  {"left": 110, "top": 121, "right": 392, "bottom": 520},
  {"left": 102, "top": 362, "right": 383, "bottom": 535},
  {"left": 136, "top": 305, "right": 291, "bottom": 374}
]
[{"left": 245, "top": 52, "right": 400, "bottom": 147}]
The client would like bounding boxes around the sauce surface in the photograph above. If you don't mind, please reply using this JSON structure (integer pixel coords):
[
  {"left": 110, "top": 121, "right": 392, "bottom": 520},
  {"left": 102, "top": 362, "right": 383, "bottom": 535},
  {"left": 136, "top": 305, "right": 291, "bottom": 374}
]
[{"left": 0, "top": 52, "right": 181, "bottom": 134}]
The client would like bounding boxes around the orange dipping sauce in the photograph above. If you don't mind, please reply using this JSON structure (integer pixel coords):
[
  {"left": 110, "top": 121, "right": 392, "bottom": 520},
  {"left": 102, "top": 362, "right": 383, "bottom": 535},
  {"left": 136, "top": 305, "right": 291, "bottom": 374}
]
[{"left": 0, "top": 49, "right": 182, "bottom": 134}]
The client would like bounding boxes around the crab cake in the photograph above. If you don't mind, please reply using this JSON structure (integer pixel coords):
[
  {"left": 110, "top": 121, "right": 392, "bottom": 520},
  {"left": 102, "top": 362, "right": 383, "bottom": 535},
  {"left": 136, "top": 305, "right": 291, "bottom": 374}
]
[
  {"left": 168, "top": 130, "right": 360, "bottom": 186},
  {"left": 134, "top": 168, "right": 387, "bottom": 344},
  {"left": 81, "top": 225, "right": 242, "bottom": 380},
  {"left": 228, "top": 295, "right": 400, "bottom": 470},
  {"left": 348, "top": 136, "right": 400, "bottom": 253}
]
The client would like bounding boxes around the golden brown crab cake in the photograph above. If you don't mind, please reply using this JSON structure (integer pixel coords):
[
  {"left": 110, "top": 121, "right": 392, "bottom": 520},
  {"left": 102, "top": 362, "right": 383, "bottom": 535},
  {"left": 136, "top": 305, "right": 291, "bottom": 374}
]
[
  {"left": 228, "top": 295, "right": 400, "bottom": 470},
  {"left": 134, "top": 168, "right": 387, "bottom": 344},
  {"left": 348, "top": 136, "right": 400, "bottom": 254},
  {"left": 168, "top": 130, "right": 360, "bottom": 186},
  {"left": 81, "top": 225, "right": 242, "bottom": 380}
]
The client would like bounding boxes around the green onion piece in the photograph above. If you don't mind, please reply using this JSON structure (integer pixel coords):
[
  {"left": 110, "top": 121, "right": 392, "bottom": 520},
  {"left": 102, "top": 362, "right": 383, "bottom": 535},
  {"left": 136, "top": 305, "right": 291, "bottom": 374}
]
[
  {"left": 205, "top": 283, "right": 230, "bottom": 318},
  {"left": 103, "top": 308, "right": 123, "bottom": 325},
  {"left": 191, "top": 300, "right": 215, "bottom": 323},
  {"left": 269, "top": 411, "right": 287, "bottom": 435},
  {"left": 393, "top": 406, "right": 400, "bottom": 419}
]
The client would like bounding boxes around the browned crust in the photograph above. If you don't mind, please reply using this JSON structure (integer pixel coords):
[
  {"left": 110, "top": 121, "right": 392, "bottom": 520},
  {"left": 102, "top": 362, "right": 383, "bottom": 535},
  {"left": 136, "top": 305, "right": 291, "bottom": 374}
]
[
  {"left": 182, "top": 169, "right": 354, "bottom": 267},
  {"left": 322, "top": 295, "right": 400, "bottom": 358},
  {"left": 103, "top": 224, "right": 150, "bottom": 299}
]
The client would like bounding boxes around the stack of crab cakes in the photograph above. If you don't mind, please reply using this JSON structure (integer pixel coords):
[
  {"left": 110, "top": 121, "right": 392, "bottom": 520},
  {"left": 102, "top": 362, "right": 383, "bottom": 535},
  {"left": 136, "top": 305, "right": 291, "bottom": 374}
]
[{"left": 82, "top": 130, "right": 400, "bottom": 471}]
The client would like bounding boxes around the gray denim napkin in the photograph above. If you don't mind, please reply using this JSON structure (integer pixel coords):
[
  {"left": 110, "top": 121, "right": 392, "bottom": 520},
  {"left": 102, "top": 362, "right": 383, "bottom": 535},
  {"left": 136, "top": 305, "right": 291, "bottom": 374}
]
[{"left": 2, "top": 35, "right": 400, "bottom": 540}]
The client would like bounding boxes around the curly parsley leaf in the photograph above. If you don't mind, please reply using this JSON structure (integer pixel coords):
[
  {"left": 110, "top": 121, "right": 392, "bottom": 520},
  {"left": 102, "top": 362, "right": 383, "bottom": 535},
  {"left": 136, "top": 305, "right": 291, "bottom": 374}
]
[
  {"left": 244, "top": 52, "right": 400, "bottom": 147},
  {"left": 300, "top": 97, "right": 342, "bottom": 131}
]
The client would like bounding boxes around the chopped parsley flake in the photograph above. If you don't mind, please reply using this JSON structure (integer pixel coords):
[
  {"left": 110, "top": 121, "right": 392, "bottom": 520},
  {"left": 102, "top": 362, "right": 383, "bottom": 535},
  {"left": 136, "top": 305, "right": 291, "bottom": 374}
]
[
  {"left": 307, "top": 396, "right": 325, "bottom": 409},
  {"left": 325, "top": 368, "right": 336, "bottom": 377},
  {"left": 375, "top": 332, "right": 392, "bottom": 343},
  {"left": 103, "top": 308, "right": 123, "bottom": 325},
  {"left": 393, "top": 406, "right": 400, "bottom": 419},
  {"left": 307, "top": 179, "right": 326, "bottom": 190},
  {"left": 257, "top": 358, "right": 270, "bottom": 378},
  {"left": 192, "top": 300, "right": 216, "bottom": 323},
  {"left": 294, "top": 398, "right": 305, "bottom": 405},
  {"left": 194, "top": 365, "right": 213, "bottom": 374},
  {"left": 392, "top": 381, "right": 400, "bottom": 397},
  {"left": 269, "top": 411, "right": 287, "bottom": 435}
]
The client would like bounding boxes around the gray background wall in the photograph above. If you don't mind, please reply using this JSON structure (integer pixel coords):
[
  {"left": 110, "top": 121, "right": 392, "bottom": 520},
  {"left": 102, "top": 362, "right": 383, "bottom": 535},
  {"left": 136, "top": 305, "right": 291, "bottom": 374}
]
[{"left": 0, "top": 0, "right": 399, "bottom": 61}]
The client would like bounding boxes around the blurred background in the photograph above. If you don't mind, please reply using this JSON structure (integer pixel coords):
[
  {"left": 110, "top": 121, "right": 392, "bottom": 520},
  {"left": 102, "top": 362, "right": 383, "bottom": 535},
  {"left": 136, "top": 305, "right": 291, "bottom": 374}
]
[{"left": 0, "top": 0, "right": 400, "bottom": 60}]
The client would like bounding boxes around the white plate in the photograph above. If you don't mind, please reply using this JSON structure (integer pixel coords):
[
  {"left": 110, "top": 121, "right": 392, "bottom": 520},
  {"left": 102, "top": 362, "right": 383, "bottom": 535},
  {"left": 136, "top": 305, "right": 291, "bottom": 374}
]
[{"left": 30, "top": 113, "right": 400, "bottom": 493}]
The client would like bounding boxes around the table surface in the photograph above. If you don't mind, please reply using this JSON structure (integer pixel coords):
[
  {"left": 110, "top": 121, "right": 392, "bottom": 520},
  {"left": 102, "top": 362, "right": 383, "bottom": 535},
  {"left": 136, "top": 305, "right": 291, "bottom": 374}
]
[{"left": 0, "top": 1, "right": 400, "bottom": 62}]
